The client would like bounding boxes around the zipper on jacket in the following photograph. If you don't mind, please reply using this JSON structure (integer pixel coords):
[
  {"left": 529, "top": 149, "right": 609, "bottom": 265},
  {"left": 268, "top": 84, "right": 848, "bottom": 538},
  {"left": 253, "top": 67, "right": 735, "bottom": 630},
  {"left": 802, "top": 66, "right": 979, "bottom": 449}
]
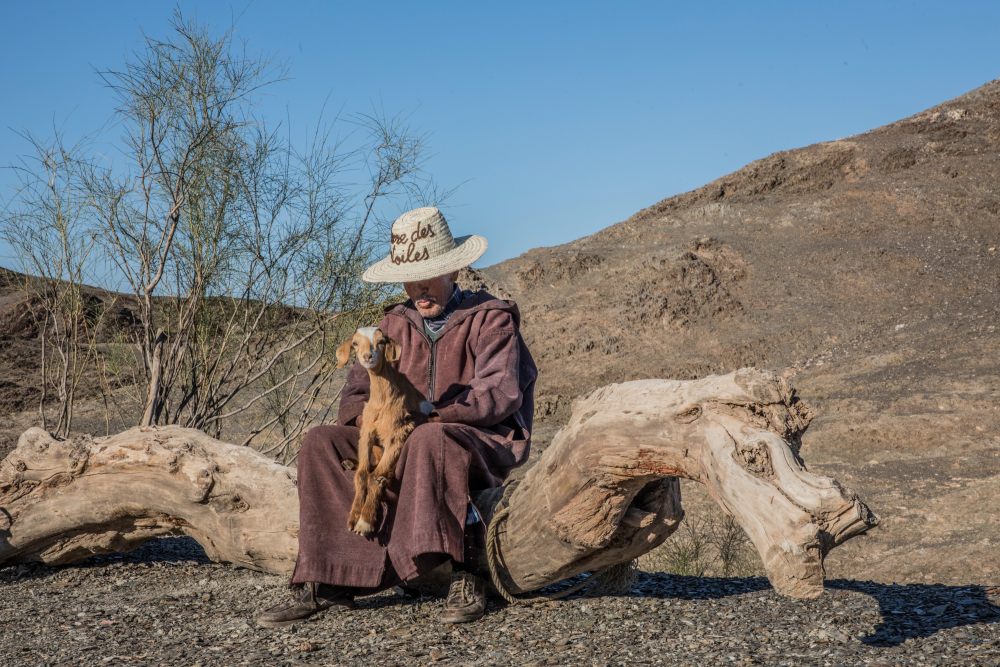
[
  {"left": 427, "top": 337, "right": 438, "bottom": 402},
  {"left": 395, "top": 301, "right": 477, "bottom": 402},
  {"left": 413, "top": 326, "right": 438, "bottom": 402}
]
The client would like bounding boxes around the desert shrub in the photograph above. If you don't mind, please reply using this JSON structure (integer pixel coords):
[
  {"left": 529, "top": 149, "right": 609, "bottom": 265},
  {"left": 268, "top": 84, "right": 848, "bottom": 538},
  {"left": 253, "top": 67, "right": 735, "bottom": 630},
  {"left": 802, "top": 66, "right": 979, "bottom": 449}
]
[
  {"left": 639, "top": 514, "right": 762, "bottom": 578},
  {"left": 0, "top": 134, "right": 106, "bottom": 436},
  {"left": 1, "top": 12, "right": 445, "bottom": 455}
]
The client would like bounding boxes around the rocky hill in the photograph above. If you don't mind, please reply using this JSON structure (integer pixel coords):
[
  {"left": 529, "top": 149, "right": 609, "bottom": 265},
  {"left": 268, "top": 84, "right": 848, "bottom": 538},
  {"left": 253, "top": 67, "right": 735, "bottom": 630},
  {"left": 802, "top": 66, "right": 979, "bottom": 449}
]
[{"left": 477, "top": 79, "right": 1000, "bottom": 586}]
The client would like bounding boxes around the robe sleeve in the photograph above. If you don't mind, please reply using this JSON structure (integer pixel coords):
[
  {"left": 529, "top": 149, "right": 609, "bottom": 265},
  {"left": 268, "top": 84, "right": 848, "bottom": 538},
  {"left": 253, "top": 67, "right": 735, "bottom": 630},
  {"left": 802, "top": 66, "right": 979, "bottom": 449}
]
[{"left": 337, "top": 361, "right": 370, "bottom": 426}]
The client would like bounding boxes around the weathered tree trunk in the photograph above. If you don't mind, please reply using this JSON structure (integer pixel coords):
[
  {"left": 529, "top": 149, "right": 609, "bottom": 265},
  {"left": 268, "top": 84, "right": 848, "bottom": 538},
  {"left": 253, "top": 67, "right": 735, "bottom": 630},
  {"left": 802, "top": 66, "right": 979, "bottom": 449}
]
[
  {"left": 0, "top": 368, "right": 877, "bottom": 599},
  {"left": 494, "top": 368, "right": 878, "bottom": 599},
  {"left": 0, "top": 426, "right": 299, "bottom": 574}
]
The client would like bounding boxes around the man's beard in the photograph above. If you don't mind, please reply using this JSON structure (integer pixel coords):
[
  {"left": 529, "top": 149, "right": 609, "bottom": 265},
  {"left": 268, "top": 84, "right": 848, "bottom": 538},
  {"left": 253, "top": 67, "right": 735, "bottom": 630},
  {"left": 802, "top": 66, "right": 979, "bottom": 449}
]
[{"left": 416, "top": 299, "right": 445, "bottom": 317}]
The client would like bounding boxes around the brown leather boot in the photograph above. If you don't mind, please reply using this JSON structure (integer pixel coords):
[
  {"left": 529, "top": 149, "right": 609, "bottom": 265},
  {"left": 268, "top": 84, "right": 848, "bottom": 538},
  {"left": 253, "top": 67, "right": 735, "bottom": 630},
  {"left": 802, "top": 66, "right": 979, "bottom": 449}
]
[
  {"left": 440, "top": 570, "right": 486, "bottom": 623},
  {"left": 257, "top": 582, "right": 355, "bottom": 628}
]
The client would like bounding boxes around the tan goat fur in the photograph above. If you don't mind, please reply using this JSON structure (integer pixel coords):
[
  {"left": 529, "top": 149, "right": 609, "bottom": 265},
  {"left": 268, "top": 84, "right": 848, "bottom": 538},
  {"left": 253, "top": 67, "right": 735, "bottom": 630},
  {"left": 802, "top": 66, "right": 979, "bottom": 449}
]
[{"left": 335, "top": 327, "right": 432, "bottom": 536}]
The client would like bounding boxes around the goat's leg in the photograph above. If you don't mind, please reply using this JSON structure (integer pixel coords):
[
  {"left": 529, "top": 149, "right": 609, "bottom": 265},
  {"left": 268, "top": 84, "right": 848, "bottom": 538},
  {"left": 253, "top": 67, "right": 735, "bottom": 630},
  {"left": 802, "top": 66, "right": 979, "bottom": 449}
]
[
  {"left": 348, "top": 428, "right": 377, "bottom": 533},
  {"left": 348, "top": 468, "right": 370, "bottom": 534},
  {"left": 354, "top": 474, "right": 385, "bottom": 537},
  {"left": 355, "top": 424, "right": 414, "bottom": 537},
  {"left": 369, "top": 422, "right": 413, "bottom": 488}
]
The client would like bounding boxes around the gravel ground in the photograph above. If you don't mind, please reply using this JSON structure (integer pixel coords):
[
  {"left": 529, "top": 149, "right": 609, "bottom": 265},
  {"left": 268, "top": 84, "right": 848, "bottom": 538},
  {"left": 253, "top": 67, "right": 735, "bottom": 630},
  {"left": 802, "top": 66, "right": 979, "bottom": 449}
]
[{"left": 1, "top": 538, "right": 997, "bottom": 667}]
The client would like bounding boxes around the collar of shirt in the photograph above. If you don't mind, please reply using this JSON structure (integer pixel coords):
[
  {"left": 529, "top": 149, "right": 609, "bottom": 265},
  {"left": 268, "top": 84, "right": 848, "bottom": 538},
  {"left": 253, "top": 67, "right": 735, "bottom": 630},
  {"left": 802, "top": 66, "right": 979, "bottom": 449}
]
[{"left": 422, "top": 284, "right": 463, "bottom": 338}]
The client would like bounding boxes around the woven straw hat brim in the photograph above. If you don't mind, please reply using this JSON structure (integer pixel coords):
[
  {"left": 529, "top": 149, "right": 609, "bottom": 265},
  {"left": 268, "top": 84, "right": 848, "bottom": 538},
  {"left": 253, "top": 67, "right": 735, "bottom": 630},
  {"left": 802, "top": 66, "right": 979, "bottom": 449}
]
[{"left": 361, "top": 234, "right": 488, "bottom": 283}]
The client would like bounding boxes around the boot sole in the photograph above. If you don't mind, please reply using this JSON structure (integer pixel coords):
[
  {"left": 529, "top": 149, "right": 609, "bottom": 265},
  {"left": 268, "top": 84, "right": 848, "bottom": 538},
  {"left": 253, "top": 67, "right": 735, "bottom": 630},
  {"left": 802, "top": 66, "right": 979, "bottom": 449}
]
[
  {"left": 257, "top": 615, "right": 312, "bottom": 629},
  {"left": 256, "top": 601, "right": 355, "bottom": 629},
  {"left": 440, "top": 608, "right": 486, "bottom": 624}
]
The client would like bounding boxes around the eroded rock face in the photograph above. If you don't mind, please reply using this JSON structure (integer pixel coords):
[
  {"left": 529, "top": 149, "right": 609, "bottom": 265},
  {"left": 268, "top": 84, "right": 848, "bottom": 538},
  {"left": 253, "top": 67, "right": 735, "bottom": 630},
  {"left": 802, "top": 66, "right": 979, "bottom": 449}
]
[{"left": 477, "top": 79, "right": 1000, "bottom": 586}]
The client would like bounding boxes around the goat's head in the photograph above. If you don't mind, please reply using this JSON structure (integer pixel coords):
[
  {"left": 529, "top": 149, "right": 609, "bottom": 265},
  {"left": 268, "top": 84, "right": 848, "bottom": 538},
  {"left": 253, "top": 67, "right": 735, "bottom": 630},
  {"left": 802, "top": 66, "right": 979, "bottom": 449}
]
[{"left": 336, "top": 326, "right": 401, "bottom": 371}]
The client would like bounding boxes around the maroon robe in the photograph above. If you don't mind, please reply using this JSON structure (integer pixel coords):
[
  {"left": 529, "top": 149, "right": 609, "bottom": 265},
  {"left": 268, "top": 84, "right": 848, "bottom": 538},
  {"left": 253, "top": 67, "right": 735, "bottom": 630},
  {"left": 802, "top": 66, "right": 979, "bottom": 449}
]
[{"left": 291, "top": 291, "right": 537, "bottom": 588}]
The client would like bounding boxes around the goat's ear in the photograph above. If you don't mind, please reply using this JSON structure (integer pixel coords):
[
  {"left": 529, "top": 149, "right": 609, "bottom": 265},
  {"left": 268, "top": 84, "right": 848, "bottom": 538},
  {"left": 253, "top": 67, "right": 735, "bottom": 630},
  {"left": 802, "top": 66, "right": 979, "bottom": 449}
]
[
  {"left": 385, "top": 339, "right": 401, "bottom": 363},
  {"left": 335, "top": 338, "right": 354, "bottom": 369}
]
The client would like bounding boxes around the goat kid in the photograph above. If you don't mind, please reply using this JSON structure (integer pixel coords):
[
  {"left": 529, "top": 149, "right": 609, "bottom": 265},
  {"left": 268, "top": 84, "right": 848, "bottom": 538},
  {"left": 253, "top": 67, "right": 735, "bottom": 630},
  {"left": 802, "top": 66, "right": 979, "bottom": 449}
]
[{"left": 335, "top": 326, "right": 433, "bottom": 536}]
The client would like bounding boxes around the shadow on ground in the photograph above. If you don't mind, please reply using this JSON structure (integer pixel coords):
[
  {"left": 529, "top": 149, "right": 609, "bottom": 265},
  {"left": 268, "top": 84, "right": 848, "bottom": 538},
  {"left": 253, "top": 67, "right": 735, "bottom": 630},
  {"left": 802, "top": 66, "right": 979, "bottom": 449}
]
[
  {"left": 0, "top": 535, "right": 213, "bottom": 584},
  {"left": 626, "top": 572, "right": 999, "bottom": 647},
  {"left": 828, "top": 579, "right": 1000, "bottom": 647},
  {"left": 629, "top": 572, "right": 771, "bottom": 599}
]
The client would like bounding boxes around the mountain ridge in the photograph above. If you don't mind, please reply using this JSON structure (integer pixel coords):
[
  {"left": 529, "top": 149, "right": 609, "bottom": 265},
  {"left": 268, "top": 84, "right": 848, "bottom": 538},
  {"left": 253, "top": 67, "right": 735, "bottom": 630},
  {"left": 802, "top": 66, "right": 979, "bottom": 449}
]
[{"left": 475, "top": 78, "right": 1000, "bottom": 584}]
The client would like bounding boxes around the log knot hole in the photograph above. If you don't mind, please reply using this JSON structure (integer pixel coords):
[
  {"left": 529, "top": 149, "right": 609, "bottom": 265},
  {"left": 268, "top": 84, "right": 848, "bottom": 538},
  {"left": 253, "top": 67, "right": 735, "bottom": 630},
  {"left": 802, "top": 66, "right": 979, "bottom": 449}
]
[
  {"left": 735, "top": 439, "right": 774, "bottom": 478},
  {"left": 68, "top": 445, "right": 89, "bottom": 477},
  {"left": 48, "top": 472, "right": 75, "bottom": 488},
  {"left": 232, "top": 496, "right": 250, "bottom": 513},
  {"left": 673, "top": 404, "right": 702, "bottom": 423}
]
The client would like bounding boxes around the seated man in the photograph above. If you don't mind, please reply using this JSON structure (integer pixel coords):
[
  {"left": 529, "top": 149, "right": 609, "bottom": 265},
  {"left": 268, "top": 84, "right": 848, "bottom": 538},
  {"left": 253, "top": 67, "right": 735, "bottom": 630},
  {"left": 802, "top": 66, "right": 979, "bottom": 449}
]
[{"left": 258, "top": 206, "right": 537, "bottom": 627}]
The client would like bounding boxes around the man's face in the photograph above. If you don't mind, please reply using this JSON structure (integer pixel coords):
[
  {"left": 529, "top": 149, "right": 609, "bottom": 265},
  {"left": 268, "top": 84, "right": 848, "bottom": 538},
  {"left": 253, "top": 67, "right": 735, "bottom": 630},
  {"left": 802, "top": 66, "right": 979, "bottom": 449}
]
[{"left": 404, "top": 272, "right": 458, "bottom": 318}]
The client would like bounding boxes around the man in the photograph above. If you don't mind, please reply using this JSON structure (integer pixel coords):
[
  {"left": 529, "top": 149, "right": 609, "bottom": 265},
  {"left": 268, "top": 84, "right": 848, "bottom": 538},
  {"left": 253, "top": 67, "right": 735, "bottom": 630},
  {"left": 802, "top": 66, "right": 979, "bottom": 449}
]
[{"left": 258, "top": 206, "right": 537, "bottom": 628}]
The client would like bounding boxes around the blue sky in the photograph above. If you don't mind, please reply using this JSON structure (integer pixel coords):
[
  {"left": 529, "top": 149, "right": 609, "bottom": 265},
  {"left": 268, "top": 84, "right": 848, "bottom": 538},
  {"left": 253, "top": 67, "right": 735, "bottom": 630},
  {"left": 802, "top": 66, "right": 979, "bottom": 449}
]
[{"left": 2, "top": 1, "right": 999, "bottom": 278}]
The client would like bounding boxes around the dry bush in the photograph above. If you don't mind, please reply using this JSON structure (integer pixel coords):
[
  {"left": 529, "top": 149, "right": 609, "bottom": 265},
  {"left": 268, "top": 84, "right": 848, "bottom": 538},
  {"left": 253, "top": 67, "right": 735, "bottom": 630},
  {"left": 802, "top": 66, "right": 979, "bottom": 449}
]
[
  {"left": 639, "top": 514, "right": 763, "bottom": 578},
  {"left": 2, "top": 12, "right": 445, "bottom": 456},
  {"left": 0, "top": 133, "right": 107, "bottom": 437}
]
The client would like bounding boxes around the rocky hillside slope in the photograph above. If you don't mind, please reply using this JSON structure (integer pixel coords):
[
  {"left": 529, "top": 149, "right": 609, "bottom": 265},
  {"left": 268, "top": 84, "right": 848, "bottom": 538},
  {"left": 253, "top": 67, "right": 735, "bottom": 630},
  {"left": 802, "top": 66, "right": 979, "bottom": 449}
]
[{"left": 478, "top": 79, "right": 1000, "bottom": 586}]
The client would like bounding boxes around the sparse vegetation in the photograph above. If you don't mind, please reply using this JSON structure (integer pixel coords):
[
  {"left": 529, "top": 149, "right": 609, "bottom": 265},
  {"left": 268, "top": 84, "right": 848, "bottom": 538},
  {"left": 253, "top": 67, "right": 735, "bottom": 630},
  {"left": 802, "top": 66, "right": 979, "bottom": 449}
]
[
  {"left": 639, "top": 514, "right": 762, "bottom": 578},
  {"left": 0, "top": 12, "right": 443, "bottom": 457},
  {"left": 0, "top": 133, "right": 107, "bottom": 437}
]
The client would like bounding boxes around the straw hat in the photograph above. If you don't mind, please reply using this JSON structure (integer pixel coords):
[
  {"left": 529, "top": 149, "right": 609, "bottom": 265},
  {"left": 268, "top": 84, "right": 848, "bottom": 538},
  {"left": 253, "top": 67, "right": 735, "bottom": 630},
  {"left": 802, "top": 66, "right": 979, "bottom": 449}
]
[{"left": 362, "top": 207, "right": 488, "bottom": 283}]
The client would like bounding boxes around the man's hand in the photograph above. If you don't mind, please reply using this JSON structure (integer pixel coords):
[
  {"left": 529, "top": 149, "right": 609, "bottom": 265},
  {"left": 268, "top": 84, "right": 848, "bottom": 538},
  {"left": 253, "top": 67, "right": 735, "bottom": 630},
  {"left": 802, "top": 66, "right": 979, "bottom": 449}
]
[{"left": 416, "top": 400, "right": 441, "bottom": 424}]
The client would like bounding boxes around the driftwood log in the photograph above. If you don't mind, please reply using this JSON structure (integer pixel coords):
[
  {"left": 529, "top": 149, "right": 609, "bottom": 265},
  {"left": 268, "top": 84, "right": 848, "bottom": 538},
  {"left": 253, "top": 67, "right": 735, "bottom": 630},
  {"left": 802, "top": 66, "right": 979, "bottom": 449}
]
[{"left": 0, "top": 368, "right": 877, "bottom": 599}]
